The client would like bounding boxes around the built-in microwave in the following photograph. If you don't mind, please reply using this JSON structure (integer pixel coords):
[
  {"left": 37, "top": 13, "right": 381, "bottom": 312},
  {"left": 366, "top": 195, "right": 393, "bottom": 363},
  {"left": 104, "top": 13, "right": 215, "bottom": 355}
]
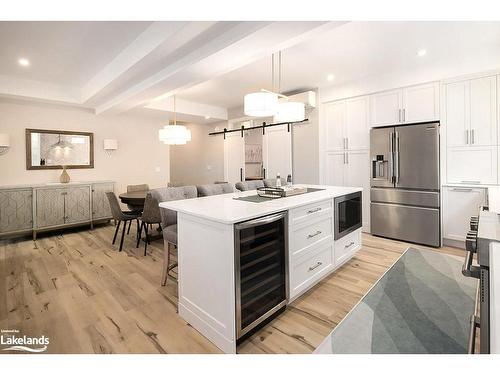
[{"left": 334, "top": 191, "right": 362, "bottom": 240}]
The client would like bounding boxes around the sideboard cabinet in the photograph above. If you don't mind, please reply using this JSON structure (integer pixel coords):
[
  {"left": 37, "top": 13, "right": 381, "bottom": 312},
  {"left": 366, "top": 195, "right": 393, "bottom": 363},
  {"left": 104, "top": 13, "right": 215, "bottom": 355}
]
[{"left": 0, "top": 181, "right": 114, "bottom": 239}]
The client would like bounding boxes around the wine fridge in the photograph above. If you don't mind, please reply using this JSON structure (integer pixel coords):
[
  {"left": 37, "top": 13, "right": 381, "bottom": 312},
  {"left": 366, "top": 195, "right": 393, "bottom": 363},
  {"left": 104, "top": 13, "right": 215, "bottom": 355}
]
[{"left": 234, "top": 211, "right": 288, "bottom": 341}]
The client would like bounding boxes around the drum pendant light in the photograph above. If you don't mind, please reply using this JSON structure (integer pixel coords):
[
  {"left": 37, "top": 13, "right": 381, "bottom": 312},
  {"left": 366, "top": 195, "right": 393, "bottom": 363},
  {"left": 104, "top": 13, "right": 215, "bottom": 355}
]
[
  {"left": 159, "top": 96, "right": 192, "bottom": 145},
  {"left": 244, "top": 55, "right": 279, "bottom": 117},
  {"left": 274, "top": 51, "right": 305, "bottom": 123}
]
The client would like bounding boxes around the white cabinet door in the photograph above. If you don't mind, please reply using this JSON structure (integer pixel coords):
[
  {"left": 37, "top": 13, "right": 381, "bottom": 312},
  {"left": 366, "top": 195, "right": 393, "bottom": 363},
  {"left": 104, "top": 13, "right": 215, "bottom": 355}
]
[
  {"left": 446, "top": 146, "right": 498, "bottom": 185},
  {"left": 224, "top": 131, "right": 245, "bottom": 184},
  {"left": 345, "top": 151, "right": 370, "bottom": 232},
  {"left": 324, "top": 152, "right": 345, "bottom": 186},
  {"left": 324, "top": 100, "right": 345, "bottom": 151},
  {"left": 445, "top": 81, "right": 469, "bottom": 148},
  {"left": 403, "top": 82, "right": 440, "bottom": 123},
  {"left": 345, "top": 96, "right": 369, "bottom": 150},
  {"left": 369, "top": 89, "right": 402, "bottom": 127},
  {"left": 443, "top": 186, "right": 486, "bottom": 242},
  {"left": 262, "top": 124, "right": 292, "bottom": 179},
  {"left": 470, "top": 76, "right": 497, "bottom": 146}
]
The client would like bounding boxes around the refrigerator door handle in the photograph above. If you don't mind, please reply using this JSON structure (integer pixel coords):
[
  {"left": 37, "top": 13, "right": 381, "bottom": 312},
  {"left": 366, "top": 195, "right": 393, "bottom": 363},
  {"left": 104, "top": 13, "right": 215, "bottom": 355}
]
[
  {"left": 389, "top": 132, "right": 394, "bottom": 183},
  {"left": 395, "top": 131, "right": 400, "bottom": 184}
]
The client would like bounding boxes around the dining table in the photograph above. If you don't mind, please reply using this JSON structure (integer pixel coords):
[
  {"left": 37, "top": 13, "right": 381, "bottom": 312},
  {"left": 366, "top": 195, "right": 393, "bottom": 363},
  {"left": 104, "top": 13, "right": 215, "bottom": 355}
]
[{"left": 118, "top": 190, "right": 150, "bottom": 212}]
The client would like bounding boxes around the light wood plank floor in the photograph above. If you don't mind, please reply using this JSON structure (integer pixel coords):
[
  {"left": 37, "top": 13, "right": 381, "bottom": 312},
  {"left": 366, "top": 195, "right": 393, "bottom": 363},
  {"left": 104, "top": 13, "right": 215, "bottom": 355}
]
[{"left": 0, "top": 223, "right": 463, "bottom": 354}]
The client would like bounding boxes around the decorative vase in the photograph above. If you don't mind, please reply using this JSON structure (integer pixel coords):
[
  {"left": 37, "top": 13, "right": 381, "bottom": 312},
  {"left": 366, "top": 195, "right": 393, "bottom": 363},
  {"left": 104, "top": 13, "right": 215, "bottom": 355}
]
[{"left": 60, "top": 166, "right": 70, "bottom": 183}]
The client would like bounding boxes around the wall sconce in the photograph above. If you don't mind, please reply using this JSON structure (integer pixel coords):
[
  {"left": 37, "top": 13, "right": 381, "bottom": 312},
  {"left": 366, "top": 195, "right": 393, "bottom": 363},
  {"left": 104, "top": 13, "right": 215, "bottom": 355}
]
[
  {"left": 103, "top": 139, "right": 118, "bottom": 156},
  {"left": 0, "top": 134, "right": 10, "bottom": 155}
]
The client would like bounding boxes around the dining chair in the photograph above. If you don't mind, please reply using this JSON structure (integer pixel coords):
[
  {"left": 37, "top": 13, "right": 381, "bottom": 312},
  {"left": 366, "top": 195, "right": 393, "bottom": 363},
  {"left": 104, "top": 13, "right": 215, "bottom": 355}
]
[
  {"left": 136, "top": 192, "right": 162, "bottom": 256},
  {"left": 105, "top": 192, "right": 141, "bottom": 252},
  {"left": 196, "top": 183, "right": 234, "bottom": 197},
  {"left": 151, "top": 186, "right": 198, "bottom": 286},
  {"left": 235, "top": 180, "right": 264, "bottom": 191},
  {"left": 126, "top": 184, "right": 150, "bottom": 212}
]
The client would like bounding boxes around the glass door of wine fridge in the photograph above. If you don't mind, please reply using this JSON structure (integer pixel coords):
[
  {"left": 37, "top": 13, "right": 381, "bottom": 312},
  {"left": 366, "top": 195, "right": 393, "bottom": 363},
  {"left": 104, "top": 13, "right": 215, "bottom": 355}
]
[{"left": 235, "top": 211, "right": 288, "bottom": 340}]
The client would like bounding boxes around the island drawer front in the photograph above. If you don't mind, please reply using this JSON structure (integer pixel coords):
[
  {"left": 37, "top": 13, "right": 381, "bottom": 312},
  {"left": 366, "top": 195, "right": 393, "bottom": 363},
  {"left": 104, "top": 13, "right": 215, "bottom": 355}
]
[
  {"left": 289, "top": 199, "right": 333, "bottom": 226},
  {"left": 289, "top": 215, "right": 333, "bottom": 258},
  {"left": 289, "top": 243, "right": 333, "bottom": 300},
  {"left": 334, "top": 230, "right": 361, "bottom": 266}
]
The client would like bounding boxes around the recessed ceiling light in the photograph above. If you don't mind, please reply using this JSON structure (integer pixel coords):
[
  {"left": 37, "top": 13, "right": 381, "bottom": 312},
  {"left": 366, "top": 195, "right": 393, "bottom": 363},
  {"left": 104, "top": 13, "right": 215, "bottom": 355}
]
[
  {"left": 18, "top": 58, "right": 30, "bottom": 67},
  {"left": 417, "top": 49, "right": 427, "bottom": 57},
  {"left": 327, "top": 74, "right": 335, "bottom": 81},
  {"left": 204, "top": 116, "right": 211, "bottom": 120}
]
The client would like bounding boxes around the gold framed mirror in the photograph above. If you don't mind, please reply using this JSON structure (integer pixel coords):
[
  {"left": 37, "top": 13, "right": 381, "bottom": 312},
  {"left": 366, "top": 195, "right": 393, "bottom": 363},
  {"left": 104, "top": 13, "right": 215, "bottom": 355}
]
[{"left": 26, "top": 128, "right": 94, "bottom": 170}]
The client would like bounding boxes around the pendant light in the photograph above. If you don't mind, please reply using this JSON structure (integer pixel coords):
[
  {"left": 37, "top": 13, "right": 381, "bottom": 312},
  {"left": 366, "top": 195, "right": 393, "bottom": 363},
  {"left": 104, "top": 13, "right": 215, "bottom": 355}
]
[
  {"left": 244, "top": 55, "right": 279, "bottom": 117},
  {"left": 274, "top": 51, "right": 305, "bottom": 123},
  {"left": 159, "top": 96, "right": 192, "bottom": 145},
  {"left": 50, "top": 134, "right": 73, "bottom": 151}
]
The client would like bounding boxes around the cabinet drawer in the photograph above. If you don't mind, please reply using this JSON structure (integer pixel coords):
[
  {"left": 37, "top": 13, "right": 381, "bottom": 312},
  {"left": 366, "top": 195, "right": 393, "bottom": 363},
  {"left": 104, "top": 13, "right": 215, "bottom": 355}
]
[
  {"left": 334, "top": 230, "right": 361, "bottom": 265},
  {"left": 446, "top": 146, "right": 497, "bottom": 185},
  {"left": 289, "top": 215, "right": 333, "bottom": 258},
  {"left": 289, "top": 199, "right": 332, "bottom": 225},
  {"left": 290, "top": 244, "right": 333, "bottom": 299}
]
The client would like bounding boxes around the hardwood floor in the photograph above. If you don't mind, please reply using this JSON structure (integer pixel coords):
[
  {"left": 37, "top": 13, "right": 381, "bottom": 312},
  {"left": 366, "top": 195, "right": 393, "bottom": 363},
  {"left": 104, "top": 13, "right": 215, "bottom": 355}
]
[{"left": 0, "top": 224, "right": 463, "bottom": 354}]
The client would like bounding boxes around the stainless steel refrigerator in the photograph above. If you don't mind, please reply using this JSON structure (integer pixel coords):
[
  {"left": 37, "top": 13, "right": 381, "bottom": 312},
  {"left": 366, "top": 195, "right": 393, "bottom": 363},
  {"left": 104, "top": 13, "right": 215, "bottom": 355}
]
[{"left": 370, "top": 122, "right": 440, "bottom": 247}]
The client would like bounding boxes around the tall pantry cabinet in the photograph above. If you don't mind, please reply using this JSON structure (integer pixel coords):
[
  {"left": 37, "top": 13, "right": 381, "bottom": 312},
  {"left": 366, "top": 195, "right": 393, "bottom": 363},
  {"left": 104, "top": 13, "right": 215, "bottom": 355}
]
[{"left": 323, "top": 95, "right": 371, "bottom": 232}]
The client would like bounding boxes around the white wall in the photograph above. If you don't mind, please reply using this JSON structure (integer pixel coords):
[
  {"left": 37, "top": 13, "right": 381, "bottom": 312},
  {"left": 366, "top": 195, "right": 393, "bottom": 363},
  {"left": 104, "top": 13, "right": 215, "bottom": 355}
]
[
  {"left": 169, "top": 123, "right": 224, "bottom": 185},
  {"left": 0, "top": 99, "right": 170, "bottom": 195}
]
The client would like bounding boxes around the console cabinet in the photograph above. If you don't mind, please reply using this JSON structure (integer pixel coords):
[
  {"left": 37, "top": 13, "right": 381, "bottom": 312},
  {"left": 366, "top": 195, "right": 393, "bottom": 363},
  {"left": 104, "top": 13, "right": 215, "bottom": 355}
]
[
  {"left": 0, "top": 188, "right": 33, "bottom": 234},
  {"left": 0, "top": 181, "right": 114, "bottom": 239}
]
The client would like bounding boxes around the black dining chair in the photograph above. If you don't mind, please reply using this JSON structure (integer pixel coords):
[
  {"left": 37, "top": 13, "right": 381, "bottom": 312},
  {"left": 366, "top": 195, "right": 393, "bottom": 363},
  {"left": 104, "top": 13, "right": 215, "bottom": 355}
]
[
  {"left": 136, "top": 192, "right": 162, "bottom": 256},
  {"left": 105, "top": 192, "right": 141, "bottom": 252}
]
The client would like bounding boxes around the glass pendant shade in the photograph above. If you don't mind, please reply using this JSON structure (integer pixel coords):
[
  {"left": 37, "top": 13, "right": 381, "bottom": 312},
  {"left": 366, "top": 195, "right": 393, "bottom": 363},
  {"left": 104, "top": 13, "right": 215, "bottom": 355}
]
[
  {"left": 274, "top": 101, "right": 306, "bottom": 123},
  {"left": 244, "top": 92, "right": 279, "bottom": 117},
  {"left": 159, "top": 124, "right": 192, "bottom": 145}
]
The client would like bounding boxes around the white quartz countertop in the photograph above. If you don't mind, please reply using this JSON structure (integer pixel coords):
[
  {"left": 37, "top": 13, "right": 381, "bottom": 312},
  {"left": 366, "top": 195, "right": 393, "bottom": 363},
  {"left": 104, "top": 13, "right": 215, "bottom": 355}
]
[{"left": 159, "top": 184, "right": 362, "bottom": 224}]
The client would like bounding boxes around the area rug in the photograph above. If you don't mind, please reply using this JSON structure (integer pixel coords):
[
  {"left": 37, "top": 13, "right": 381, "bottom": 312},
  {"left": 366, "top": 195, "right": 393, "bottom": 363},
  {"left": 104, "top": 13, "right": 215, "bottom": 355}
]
[{"left": 314, "top": 247, "right": 478, "bottom": 354}]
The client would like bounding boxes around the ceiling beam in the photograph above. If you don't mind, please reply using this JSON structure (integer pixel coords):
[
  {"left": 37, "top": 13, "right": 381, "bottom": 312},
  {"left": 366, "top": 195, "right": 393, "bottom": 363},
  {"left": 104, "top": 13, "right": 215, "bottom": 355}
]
[
  {"left": 95, "top": 21, "right": 340, "bottom": 115},
  {"left": 145, "top": 96, "right": 228, "bottom": 120}
]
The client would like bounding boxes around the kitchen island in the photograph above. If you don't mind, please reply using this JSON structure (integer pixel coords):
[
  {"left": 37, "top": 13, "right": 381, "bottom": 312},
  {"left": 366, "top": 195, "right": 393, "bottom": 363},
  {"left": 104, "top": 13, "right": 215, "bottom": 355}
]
[{"left": 159, "top": 184, "right": 362, "bottom": 353}]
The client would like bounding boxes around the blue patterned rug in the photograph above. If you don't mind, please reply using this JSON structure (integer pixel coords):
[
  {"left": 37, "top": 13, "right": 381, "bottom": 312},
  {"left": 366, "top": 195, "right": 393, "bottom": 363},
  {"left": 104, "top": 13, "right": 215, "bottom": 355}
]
[{"left": 315, "top": 247, "right": 478, "bottom": 354}]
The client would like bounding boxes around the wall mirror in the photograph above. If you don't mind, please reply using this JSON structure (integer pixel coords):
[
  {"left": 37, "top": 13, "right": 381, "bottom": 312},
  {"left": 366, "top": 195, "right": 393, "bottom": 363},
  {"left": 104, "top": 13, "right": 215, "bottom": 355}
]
[{"left": 26, "top": 129, "right": 94, "bottom": 170}]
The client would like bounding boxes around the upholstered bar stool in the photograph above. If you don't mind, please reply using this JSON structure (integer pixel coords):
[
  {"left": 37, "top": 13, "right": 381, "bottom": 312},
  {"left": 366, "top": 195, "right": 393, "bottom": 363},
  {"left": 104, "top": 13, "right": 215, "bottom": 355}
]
[
  {"left": 235, "top": 180, "right": 264, "bottom": 191},
  {"left": 151, "top": 186, "right": 198, "bottom": 286},
  {"left": 196, "top": 183, "right": 234, "bottom": 197}
]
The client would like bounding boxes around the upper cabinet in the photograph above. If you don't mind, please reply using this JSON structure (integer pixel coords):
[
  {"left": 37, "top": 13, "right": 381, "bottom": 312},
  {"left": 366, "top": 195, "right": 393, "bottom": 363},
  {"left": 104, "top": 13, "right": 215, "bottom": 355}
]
[
  {"left": 403, "top": 82, "right": 440, "bottom": 123},
  {"left": 369, "top": 89, "right": 402, "bottom": 127},
  {"left": 470, "top": 76, "right": 497, "bottom": 146},
  {"left": 324, "top": 95, "right": 369, "bottom": 151},
  {"left": 445, "top": 75, "right": 497, "bottom": 148},
  {"left": 345, "top": 96, "right": 370, "bottom": 150},
  {"left": 369, "top": 82, "right": 440, "bottom": 127},
  {"left": 443, "top": 74, "right": 498, "bottom": 185}
]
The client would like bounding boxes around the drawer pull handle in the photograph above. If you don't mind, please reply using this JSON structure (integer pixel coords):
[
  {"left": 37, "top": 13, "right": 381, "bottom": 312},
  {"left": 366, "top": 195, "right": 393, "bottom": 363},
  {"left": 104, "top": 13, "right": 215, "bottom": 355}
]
[
  {"left": 345, "top": 241, "right": 355, "bottom": 249},
  {"left": 307, "top": 207, "right": 322, "bottom": 214},
  {"left": 461, "top": 180, "right": 480, "bottom": 184},
  {"left": 309, "top": 261, "right": 323, "bottom": 271},
  {"left": 307, "top": 230, "right": 322, "bottom": 239},
  {"left": 452, "top": 188, "right": 473, "bottom": 192}
]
